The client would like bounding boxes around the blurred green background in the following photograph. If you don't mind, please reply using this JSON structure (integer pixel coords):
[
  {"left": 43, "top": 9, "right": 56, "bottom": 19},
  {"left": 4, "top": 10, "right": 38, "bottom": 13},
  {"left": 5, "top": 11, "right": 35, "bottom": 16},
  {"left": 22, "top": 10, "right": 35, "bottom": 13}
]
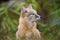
[{"left": 0, "top": 0, "right": 60, "bottom": 40}]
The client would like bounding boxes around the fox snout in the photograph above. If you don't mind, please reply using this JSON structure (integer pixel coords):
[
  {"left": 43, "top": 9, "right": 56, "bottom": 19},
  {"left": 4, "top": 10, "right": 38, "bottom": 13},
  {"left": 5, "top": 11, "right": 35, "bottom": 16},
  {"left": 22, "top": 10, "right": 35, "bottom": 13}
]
[
  {"left": 35, "top": 15, "right": 40, "bottom": 18},
  {"left": 35, "top": 14, "right": 40, "bottom": 20}
]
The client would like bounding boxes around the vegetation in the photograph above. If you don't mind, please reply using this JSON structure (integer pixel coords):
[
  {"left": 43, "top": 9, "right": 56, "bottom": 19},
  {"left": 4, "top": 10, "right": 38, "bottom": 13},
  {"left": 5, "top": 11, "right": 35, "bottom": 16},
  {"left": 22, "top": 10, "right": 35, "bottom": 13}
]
[{"left": 0, "top": 0, "right": 60, "bottom": 40}]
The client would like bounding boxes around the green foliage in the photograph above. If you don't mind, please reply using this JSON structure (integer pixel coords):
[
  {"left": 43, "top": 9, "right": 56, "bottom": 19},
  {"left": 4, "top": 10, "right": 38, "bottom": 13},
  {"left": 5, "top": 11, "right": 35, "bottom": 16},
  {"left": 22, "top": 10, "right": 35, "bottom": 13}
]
[
  {"left": 27, "top": 0, "right": 40, "bottom": 10},
  {"left": 0, "top": 1, "right": 26, "bottom": 40},
  {"left": 49, "top": 9, "right": 60, "bottom": 27},
  {"left": 0, "top": 0, "right": 60, "bottom": 40}
]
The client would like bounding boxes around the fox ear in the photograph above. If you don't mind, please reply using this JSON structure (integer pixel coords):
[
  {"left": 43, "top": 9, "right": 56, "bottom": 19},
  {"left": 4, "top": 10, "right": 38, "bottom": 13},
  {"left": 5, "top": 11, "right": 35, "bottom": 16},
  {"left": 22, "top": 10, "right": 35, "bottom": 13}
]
[
  {"left": 27, "top": 4, "right": 32, "bottom": 9},
  {"left": 21, "top": 7, "right": 26, "bottom": 13}
]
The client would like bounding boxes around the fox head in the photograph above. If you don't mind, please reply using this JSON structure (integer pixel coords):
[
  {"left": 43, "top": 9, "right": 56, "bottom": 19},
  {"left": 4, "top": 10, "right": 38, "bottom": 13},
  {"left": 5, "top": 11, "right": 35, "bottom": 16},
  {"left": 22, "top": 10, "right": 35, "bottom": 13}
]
[{"left": 20, "top": 4, "right": 40, "bottom": 22}]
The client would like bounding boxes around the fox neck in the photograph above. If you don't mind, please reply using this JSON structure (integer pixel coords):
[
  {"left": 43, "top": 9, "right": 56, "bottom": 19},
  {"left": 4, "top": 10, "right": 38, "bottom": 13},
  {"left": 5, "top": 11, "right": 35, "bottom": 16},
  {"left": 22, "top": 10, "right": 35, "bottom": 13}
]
[
  {"left": 20, "top": 17, "right": 35, "bottom": 29},
  {"left": 25, "top": 16, "right": 34, "bottom": 26}
]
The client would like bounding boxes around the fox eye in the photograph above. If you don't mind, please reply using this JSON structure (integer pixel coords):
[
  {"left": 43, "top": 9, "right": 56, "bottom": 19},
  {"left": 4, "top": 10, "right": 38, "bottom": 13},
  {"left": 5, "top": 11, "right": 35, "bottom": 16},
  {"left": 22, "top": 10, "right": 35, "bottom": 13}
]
[
  {"left": 32, "top": 13, "right": 35, "bottom": 15},
  {"left": 25, "top": 10, "right": 28, "bottom": 13}
]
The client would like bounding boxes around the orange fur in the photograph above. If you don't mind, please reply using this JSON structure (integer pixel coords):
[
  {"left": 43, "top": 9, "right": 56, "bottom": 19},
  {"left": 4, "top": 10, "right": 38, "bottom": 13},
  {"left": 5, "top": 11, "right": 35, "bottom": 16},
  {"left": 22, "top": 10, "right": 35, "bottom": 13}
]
[{"left": 16, "top": 4, "right": 41, "bottom": 40}]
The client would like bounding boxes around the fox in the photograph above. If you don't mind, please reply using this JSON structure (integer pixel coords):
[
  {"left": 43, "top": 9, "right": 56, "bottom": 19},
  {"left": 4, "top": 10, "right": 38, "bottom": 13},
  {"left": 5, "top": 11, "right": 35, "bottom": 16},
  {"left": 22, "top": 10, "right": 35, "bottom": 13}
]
[{"left": 16, "top": 4, "right": 41, "bottom": 40}]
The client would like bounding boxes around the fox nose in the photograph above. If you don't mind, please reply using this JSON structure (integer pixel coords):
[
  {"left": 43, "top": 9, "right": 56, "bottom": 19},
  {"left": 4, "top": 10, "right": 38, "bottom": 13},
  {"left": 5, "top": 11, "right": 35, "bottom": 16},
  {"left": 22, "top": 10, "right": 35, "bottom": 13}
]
[
  {"left": 35, "top": 15, "right": 40, "bottom": 18},
  {"left": 35, "top": 15, "right": 40, "bottom": 20}
]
